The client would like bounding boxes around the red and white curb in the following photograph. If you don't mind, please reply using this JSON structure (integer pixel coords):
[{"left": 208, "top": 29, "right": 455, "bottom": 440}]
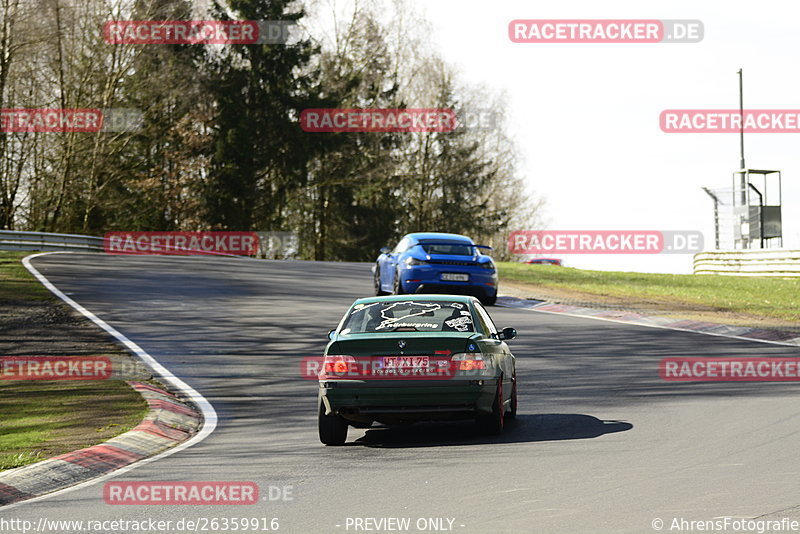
[
  {"left": 0, "top": 382, "right": 201, "bottom": 506},
  {"left": 498, "top": 296, "right": 800, "bottom": 347},
  {"left": 0, "top": 253, "right": 218, "bottom": 510}
]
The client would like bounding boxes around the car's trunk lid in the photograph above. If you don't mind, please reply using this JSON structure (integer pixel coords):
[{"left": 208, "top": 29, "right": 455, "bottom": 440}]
[{"left": 329, "top": 332, "right": 480, "bottom": 357}]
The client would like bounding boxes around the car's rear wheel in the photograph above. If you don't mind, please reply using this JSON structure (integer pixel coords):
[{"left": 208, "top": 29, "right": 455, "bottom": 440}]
[
  {"left": 481, "top": 292, "right": 497, "bottom": 306},
  {"left": 507, "top": 373, "right": 517, "bottom": 420},
  {"left": 318, "top": 400, "right": 348, "bottom": 446},
  {"left": 374, "top": 266, "right": 387, "bottom": 295},
  {"left": 476, "top": 378, "right": 505, "bottom": 435},
  {"left": 393, "top": 269, "right": 404, "bottom": 295}
]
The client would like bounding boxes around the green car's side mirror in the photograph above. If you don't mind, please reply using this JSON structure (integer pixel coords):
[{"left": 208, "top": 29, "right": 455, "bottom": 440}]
[
  {"left": 328, "top": 329, "right": 336, "bottom": 340},
  {"left": 498, "top": 327, "right": 517, "bottom": 341}
]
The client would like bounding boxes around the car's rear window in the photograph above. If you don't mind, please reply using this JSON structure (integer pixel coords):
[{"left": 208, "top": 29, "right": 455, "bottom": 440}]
[
  {"left": 341, "top": 300, "right": 475, "bottom": 333},
  {"left": 418, "top": 242, "right": 475, "bottom": 256}
]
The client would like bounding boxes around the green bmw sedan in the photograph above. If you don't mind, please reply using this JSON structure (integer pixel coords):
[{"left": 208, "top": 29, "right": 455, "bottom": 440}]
[{"left": 318, "top": 294, "right": 518, "bottom": 445}]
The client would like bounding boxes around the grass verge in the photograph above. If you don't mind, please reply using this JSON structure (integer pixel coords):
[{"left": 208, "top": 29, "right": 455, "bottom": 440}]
[
  {"left": 498, "top": 262, "right": 800, "bottom": 325},
  {"left": 0, "top": 252, "right": 51, "bottom": 302},
  {"left": 0, "top": 252, "right": 149, "bottom": 471}
]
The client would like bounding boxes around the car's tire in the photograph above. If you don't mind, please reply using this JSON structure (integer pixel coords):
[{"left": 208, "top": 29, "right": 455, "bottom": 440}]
[
  {"left": 507, "top": 374, "right": 517, "bottom": 420},
  {"left": 393, "top": 269, "right": 404, "bottom": 295},
  {"left": 374, "top": 266, "right": 387, "bottom": 296},
  {"left": 480, "top": 292, "right": 497, "bottom": 306},
  {"left": 476, "top": 378, "right": 504, "bottom": 435},
  {"left": 318, "top": 400, "right": 348, "bottom": 446}
]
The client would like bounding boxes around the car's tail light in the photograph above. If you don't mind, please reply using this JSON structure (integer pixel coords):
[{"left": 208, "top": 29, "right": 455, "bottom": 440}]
[
  {"left": 405, "top": 257, "right": 428, "bottom": 266},
  {"left": 479, "top": 261, "right": 496, "bottom": 270},
  {"left": 322, "top": 355, "right": 357, "bottom": 376},
  {"left": 451, "top": 353, "right": 486, "bottom": 371}
]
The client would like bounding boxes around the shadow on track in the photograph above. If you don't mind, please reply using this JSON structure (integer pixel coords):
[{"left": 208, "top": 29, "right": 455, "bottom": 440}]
[{"left": 349, "top": 413, "right": 632, "bottom": 448}]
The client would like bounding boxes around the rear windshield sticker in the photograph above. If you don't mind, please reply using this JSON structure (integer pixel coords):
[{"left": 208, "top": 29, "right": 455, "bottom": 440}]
[
  {"left": 445, "top": 316, "right": 473, "bottom": 332},
  {"left": 376, "top": 302, "right": 442, "bottom": 330},
  {"left": 384, "top": 322, "right": 438, "bottom": 329}
]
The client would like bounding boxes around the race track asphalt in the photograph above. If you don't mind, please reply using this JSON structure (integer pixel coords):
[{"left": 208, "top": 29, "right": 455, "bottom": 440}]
[{"left": 4, "top": 254, "right": 800, "bottom": 534}]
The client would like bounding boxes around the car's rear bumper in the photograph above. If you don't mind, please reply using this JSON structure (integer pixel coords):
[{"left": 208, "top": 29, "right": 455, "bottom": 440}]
[
  {"left": 319, "top": 378, "right": 497, "bottom": 421},
  {"left": 399, "top": 266, "right": 497, "bottom": 297}
]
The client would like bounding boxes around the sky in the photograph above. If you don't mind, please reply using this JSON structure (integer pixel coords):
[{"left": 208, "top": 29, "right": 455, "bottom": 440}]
[{"left": 409, "top": 0, "right": 800, "bottom": 274}]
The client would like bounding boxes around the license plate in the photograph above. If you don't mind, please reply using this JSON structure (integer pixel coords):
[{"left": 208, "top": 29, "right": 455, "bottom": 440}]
[
  {"left": 441, "top": 273, "right": 469, "bottom": 281},
  {"left": 381, "top": 356, "right": 429, "bottom": 369}
]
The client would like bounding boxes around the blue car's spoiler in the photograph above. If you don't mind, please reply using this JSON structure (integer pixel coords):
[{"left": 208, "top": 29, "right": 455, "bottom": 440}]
[{"left": 414, "top": 241, "right": 493, "bottom": 251}]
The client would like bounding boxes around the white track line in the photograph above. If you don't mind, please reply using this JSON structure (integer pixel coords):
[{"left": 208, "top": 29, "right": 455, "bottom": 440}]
[
  {"left": 498, "top": 298, "right": 800, "bottom": 349},
  {"left": 4, "top": 252, "right": 218, "bottom": 510}
]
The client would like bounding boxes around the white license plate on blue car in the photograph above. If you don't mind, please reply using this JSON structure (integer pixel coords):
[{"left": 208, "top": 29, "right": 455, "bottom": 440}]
[{"left": 441, "top": 273, "right": 469, "bottom": 282}]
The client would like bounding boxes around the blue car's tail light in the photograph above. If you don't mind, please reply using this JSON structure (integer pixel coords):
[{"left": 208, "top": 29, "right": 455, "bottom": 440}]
[
  {"left": 405, "top": 257, "right": 429, "bottom": 266},
  {"left": 478, "top": 261, "right": 496, "bottom": 270}
]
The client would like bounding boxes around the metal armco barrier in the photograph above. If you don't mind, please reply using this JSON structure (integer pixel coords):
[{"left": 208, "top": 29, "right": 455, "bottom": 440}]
[
  {"left": 0, "top": 230, "right": 104, "bottom": 252},
  {"left": 0, "top": 230, "right": 298, "bottom": 257},
  {"left": 694, "top": 249, "right": 800, "bottom": 276}
]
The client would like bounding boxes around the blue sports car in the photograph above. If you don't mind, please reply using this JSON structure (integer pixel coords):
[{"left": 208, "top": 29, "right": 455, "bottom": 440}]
[{"left": 373, "top": 232, "right": 498, "bottom": 305}]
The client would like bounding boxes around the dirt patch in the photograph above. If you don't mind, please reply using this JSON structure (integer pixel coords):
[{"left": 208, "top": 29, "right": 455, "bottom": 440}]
[{"left": 1, "top": 299, "right": 125, "bottom": 355}]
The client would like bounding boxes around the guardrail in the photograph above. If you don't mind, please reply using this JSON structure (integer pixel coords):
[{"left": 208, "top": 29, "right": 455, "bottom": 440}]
[
  {"left": 693, "top": 249, "right": 800, "bottom": 276},
  {"left": 0, "top": 230, "right": 104, "bottom": 252},
  {"left": 0, "top": 230, "right": 299, "bottom": 258}
]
